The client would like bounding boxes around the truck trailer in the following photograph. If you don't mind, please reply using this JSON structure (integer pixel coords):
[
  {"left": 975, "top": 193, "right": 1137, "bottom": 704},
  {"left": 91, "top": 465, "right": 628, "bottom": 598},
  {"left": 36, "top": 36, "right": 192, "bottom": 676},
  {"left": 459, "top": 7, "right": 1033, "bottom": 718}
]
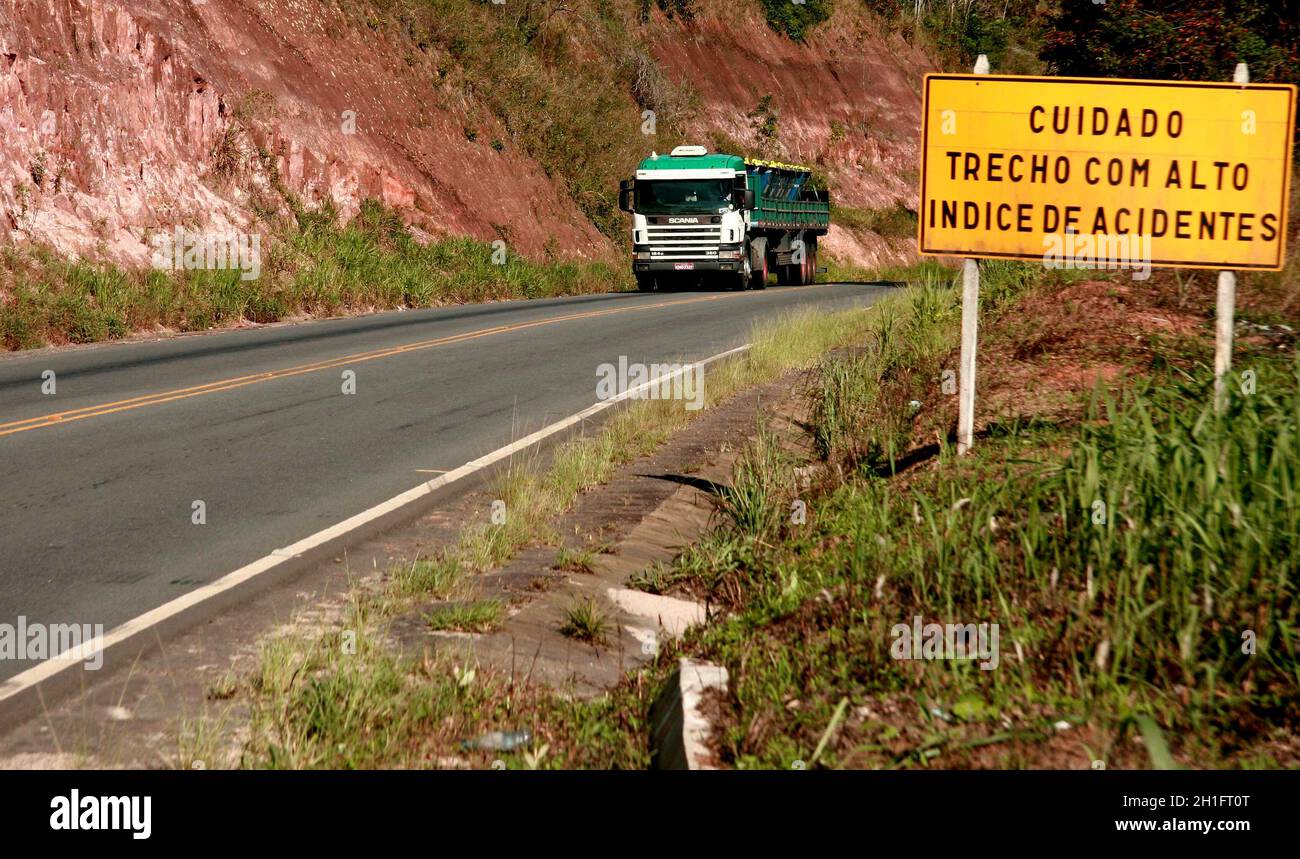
[{"left": 618, "top": 145, "right": 831, "bottom": 291}]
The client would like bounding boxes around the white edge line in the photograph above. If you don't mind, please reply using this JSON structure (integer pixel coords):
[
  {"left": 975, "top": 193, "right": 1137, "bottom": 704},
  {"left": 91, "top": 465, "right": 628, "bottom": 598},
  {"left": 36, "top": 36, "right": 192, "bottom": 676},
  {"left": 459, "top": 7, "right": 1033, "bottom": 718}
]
[{"left": 0, "top": 344, "right": 751, "bottom": 703}]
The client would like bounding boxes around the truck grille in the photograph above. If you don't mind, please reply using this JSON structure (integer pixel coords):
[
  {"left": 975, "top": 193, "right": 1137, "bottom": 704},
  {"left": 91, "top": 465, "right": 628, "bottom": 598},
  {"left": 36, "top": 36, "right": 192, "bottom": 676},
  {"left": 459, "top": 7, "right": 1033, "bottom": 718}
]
[{"left": 645, "top": 223, "right": 724, "bottom": 258}]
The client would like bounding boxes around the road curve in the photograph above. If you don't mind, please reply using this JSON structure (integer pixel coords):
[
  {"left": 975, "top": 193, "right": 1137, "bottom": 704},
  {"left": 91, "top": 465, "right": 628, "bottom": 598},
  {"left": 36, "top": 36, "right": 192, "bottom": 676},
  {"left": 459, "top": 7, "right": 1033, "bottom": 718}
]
[{"left": 0, "top": 282, "right": 891, "bottom": 679}]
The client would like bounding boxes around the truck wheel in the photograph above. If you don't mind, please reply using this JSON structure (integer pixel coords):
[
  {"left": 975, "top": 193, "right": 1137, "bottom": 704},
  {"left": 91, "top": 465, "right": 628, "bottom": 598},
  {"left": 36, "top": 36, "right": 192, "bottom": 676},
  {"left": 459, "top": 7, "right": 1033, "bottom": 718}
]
[
  {"left": 806, "top": 236, "right": 818, "bottom": 284},
  {"left": 735, "top": 255, "right": 752, "bottom": 291},
  {"left": 792, "top": 252, "right": 808, "bottom": 286},
  {"left": 635, "top": 273, "right": 657, "bottom": 292},
  {"left": 748, "top": 238, "right": 768, "bottom": 290}
]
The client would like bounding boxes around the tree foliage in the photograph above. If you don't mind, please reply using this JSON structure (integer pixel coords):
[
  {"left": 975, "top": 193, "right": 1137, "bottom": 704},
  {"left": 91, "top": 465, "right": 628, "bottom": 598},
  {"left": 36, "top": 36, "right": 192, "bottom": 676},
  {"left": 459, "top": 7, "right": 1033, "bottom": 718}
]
[{"left": 1042, "top": 0, "right": 1300, "bottom": 84}]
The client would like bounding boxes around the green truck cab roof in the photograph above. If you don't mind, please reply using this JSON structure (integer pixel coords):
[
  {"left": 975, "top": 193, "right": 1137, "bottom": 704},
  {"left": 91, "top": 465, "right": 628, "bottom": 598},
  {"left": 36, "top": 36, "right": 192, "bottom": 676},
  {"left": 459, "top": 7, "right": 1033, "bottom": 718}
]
[
  {"left": 635, "top": 151, "right": 814, "bottom": 176},
  {"left": 635, "top": 152, "right": 745, "bottom": 172}
]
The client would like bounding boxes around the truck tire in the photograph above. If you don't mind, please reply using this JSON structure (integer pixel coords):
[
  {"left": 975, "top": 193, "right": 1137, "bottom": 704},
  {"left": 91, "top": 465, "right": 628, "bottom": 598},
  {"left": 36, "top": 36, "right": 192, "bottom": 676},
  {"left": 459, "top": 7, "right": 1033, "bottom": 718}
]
[
  {"left": 806, "top": 236, "right": 818, "bottom": 284},
  {"left": 792, "top": 248, "right": 808, "bottom": 285},
  {"left": 734, "top": 254, "right": 751, "bottom": 291},
  {"left": 635, "top": 273, "right": 657, "bottom": 292},
  {"left": 748, "top": 238, "right": 768, "bottom": 290}
]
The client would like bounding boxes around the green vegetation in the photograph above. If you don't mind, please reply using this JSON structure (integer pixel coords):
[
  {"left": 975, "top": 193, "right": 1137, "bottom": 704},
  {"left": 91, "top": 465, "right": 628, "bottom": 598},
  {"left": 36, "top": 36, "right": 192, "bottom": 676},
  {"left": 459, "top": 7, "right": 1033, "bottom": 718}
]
[
  {"left": 636, "top": 262, "right": 1299, "bottom": 768},
  {"left": 230, "top": 291, "right": 912, "bottom": 768},
  {"left": 554, "top": 546, "right": 599, "bottom": 574},
  {"left": 242, "top": 626, "right": 648, "bottom": 768},
  {"left": 0, "top": 201, "right": 624, "bottom": 351},
  {"left": 1042, "top": 0, "right": 1300, "bottom": 84},
  {"left": 207, "top": 256, "right": 1300, "bottom": 769},
  {"left": 559, "top": 596, "right": 611, "bottom": 644},
  {"left": 830, "top": 203, "right": 917, "bottom": 239},
  {"left": 862, "top": 1, "right": 1048, "bottom": 73},
  {"left": 389, "top": 554, "right": 465, "bottom": 600},
  {"left": 426, "top": 599, "right": 506, "bottom": 633},
  {"left": 749, "top": 94, "right": 780, "bottom": 142},
  {"left": 370, "top": 0, "right": 696, "bottom": 242},
  {"left": 862, "top": 1, "right": 1298, "bottom": 81},
  {"left": 692, "top": 382, "right": 1296, "bottom": 767},
  {"left": 757, "top": 0, "right": 833, "bottom": 43}
]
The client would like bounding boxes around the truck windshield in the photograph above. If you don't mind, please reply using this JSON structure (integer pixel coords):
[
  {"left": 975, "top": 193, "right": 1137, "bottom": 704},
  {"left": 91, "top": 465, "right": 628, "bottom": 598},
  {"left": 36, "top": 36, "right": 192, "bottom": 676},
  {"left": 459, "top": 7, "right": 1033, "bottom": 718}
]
[{"left": 634, "top": 179, "right": 733, "bottom": 215}]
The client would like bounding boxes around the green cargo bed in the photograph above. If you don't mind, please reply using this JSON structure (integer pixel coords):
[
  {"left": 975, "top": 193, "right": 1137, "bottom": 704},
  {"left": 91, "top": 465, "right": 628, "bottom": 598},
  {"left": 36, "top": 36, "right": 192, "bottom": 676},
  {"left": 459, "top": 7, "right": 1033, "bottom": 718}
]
[{"left": 745, "top": 159, "right": 830, "bottom": 232}]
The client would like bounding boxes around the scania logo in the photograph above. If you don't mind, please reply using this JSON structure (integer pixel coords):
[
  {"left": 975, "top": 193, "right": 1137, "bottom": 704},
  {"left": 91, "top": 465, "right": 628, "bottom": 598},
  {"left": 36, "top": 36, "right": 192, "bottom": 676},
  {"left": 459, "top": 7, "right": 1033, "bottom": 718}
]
[{"left": 667, "top": 217, "right": 699, "bottom": 224}]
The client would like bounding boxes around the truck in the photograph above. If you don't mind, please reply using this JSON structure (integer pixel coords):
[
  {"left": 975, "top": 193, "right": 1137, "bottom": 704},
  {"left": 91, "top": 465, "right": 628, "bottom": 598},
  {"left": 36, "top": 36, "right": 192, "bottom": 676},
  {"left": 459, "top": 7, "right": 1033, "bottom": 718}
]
[{"left": 617, "top": 145, "right": 831, "bottom": 291}]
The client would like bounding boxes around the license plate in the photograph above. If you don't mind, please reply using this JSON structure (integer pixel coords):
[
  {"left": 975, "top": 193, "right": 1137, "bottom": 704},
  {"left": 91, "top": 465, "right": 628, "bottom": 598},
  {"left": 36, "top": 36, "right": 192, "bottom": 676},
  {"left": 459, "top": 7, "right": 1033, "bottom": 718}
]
[{"left": 674, "top": 262, "right": 694, "bottom": 271}]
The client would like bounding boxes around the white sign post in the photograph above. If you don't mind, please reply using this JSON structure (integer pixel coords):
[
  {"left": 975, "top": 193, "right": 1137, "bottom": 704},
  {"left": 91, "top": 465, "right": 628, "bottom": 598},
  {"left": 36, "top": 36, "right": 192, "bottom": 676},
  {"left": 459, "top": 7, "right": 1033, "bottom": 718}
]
[
  {"left": 1214, "top": 62, "right": 1250, "bottom": 414},
  {"left": 956, "top": 54, "right": 989, "bottom": 456}
]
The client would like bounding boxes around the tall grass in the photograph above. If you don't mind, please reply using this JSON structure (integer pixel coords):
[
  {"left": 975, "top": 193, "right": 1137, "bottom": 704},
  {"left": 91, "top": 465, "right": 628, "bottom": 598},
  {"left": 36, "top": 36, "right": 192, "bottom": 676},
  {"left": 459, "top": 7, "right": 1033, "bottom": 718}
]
[
  {"left": 0, "top": 200, "right": 625, "bottom": 351},
  {"left": 802, "top": 364, "right": 1300, "bottom": 753},
  {"left": 678, "top": 263, "right": 1299, "bottom": 767},
  {"left": 1051, "top": 372, "right": 1298, "bottom": 696}
]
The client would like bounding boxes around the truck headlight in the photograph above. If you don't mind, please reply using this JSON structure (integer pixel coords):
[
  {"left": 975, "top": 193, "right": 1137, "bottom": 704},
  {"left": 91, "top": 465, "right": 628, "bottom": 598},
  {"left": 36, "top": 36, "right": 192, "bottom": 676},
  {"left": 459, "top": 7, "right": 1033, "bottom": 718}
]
[
  {"left": 635, "top": 251, "right": 652, "bottom": 260},
  {"left": 718, "top": 249, "right": 742, "bottom": 259}
]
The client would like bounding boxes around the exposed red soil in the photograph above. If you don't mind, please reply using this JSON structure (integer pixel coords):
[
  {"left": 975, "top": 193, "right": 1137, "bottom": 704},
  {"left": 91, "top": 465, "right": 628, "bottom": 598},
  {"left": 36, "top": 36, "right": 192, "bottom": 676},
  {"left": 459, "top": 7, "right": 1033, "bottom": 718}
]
[
  {"left": 0, "top": 0, "right": 607, "bottom": 263},
  {"left": 2, "top": 1, "right": 934, "bottom": 270},
  {"left": 650, "top": 2, "right": 935, "bottom": 268}
]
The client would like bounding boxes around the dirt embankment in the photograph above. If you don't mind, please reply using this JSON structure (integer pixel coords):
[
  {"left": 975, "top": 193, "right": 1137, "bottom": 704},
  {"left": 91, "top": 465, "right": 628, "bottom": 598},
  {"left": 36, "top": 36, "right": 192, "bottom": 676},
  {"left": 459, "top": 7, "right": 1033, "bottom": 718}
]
[
  {"left": 0, "top": 0, "right": 607, "bottom": 264},
  {"left": 651, "top": 2, "right": 934, "bottom": 268},
  {"left": 1, "top": 0, "right": 933, "bottom": 269}
]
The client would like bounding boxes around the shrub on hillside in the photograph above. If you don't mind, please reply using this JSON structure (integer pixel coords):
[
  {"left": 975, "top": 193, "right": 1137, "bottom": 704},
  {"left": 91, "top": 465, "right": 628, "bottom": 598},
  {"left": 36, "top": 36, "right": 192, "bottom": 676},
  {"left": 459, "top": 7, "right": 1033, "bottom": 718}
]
[{"left": 758, "top": 0, "right": 833, "bottom": 42}]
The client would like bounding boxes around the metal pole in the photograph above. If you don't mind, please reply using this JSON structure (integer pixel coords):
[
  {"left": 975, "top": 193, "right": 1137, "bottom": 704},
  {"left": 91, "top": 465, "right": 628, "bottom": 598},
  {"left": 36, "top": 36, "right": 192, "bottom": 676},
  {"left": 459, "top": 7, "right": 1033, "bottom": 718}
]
[
  {"left": 1215, "top": 62, "right": 1248, "bottom": 414},
  {"left": 957, "top": 54, "right": 988, "bottom": 455}
]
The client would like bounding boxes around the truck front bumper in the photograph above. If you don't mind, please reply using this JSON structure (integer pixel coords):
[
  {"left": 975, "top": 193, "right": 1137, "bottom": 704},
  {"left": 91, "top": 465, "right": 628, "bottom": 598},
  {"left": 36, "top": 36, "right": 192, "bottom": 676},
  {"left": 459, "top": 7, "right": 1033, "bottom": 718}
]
[
  {"left": 632, "top": 245, "right": 743, "bottom": 274},
  {"left": 632, "top": 259, "right": 741, "bottom": 273}
]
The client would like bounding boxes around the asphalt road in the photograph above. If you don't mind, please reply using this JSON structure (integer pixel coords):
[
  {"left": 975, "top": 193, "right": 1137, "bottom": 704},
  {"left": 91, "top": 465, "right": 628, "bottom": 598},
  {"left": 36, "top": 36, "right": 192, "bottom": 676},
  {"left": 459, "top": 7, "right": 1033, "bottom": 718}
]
[{"left": 0, "top": 282, "right": 891, "bottom": 679}]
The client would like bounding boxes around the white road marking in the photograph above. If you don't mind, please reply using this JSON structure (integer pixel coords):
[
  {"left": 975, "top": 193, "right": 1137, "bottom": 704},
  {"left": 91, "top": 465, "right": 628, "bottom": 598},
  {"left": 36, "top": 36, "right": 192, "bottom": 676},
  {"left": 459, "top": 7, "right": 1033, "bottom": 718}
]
[{"left": 0, "top": 344, "right": 750, "bottom": 708}]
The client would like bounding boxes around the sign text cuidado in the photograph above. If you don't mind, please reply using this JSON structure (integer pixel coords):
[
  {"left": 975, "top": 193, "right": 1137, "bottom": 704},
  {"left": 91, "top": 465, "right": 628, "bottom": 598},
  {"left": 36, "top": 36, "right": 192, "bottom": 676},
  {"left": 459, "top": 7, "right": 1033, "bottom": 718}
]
[{"left": 918, "top": 75, "right": 1297, "bottom": 270}]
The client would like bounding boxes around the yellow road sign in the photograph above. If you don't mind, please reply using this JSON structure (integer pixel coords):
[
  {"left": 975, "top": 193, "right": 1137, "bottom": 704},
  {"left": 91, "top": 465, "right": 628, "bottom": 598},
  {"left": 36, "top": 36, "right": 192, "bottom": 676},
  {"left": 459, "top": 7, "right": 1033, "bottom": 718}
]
[{"left": 918, "top": 75, "right": 1297, "bottom": 271}]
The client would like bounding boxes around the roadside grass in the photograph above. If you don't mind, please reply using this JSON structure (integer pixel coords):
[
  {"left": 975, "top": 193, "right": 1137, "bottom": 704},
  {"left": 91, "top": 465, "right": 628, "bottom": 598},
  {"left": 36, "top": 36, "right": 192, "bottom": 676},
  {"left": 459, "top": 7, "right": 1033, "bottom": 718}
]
[
  {"left": 820, "top": 255, "right": 877, "bottom": 284},
  {"left": 688, "top": 366, "right": 1298, "bottom": 769},
  {"left": 820, "top": 255, "right": 960, "bottom": 289},
  {"left": 245, "top": 620, "right": 651, "bottom": 769},
  {"left": 231, "top": 257, "right": 1298, "bottom": 770},
  {"left": 559, "top": 596, "right": 611, "bottom": 644},
  {"left": 554, "top": 546, "right": 599, "bottom": 574},
  {"left": 235, "top": 282, "right": 926, "bottom": 768},
  {"left": 651, "top": 263, "right": 1300, "bottom": 769},
  {"left": 199, "top": 256, "right": 1300, "bottom": 770},
  {"left": 426, "top": 599, "right": 506, "bottom": 634},
  {"left": 388, "top": 553, "right": 465, "bottom": 600},
  {"left": 0, "top": 200, "right": 626, "bottom": 351},
  {"left": 715, "top": 425, "right": 790, "bottom": 541},
  {"left": 627, "top": 560, "right": 683, "bottom": 595},
  {"left": 175, "top": 712, "right": 235, "bottom": 771}
]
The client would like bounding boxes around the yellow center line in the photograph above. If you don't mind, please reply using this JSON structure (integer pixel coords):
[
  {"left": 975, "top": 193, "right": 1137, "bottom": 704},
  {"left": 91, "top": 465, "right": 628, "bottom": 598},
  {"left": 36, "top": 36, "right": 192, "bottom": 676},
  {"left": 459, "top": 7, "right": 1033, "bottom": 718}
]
[{"left": 0, "top": 291, "right": 748, "bottom": 438}]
